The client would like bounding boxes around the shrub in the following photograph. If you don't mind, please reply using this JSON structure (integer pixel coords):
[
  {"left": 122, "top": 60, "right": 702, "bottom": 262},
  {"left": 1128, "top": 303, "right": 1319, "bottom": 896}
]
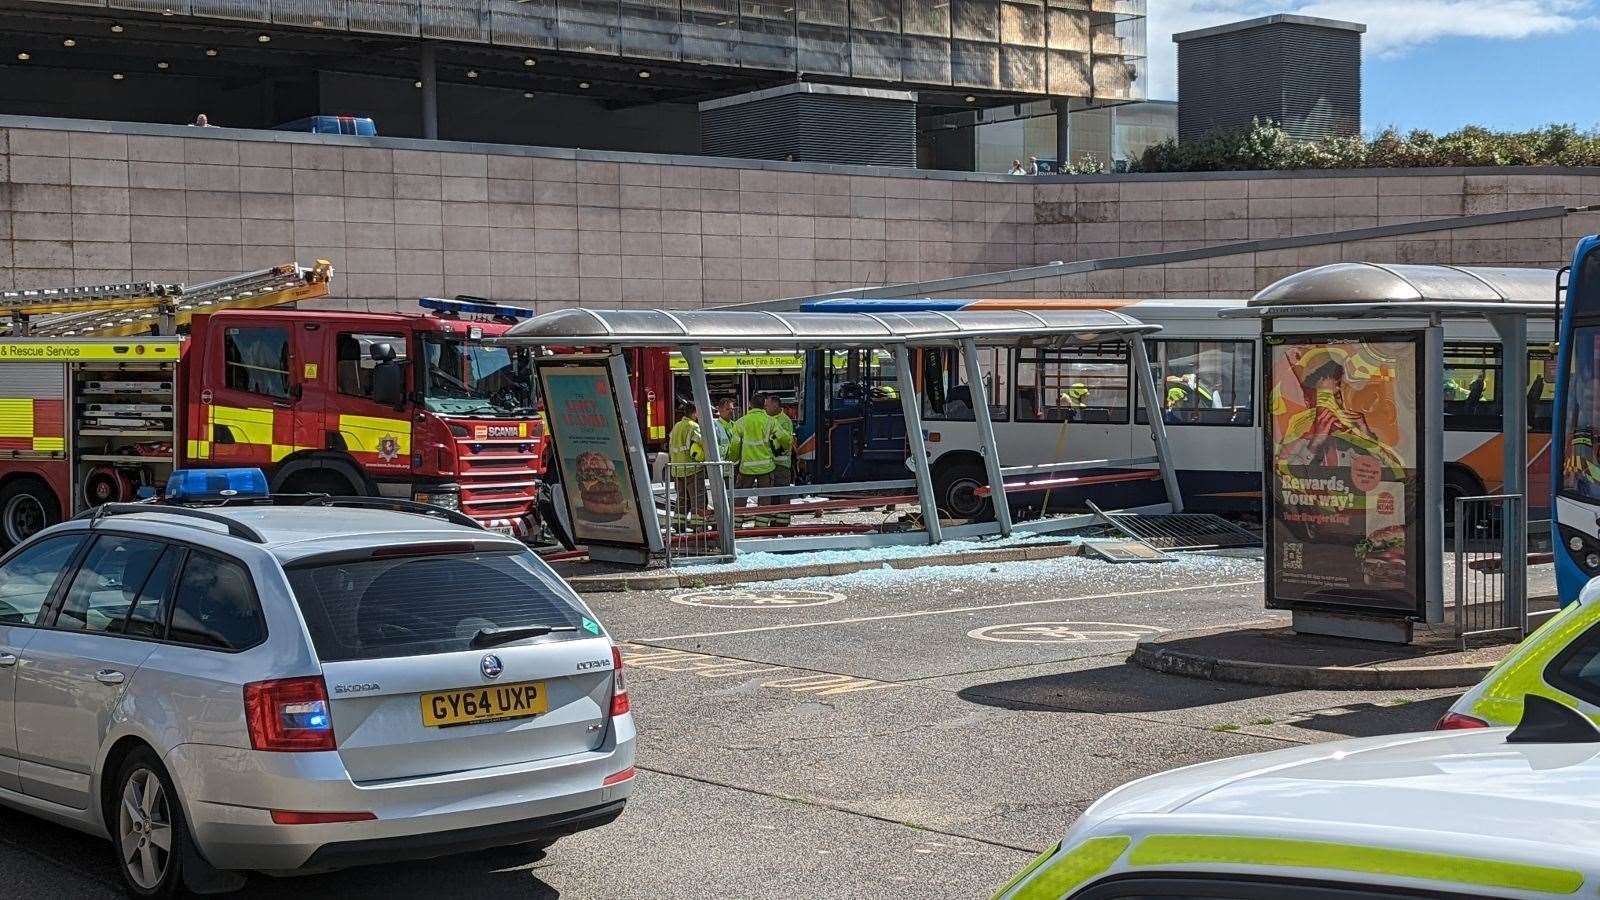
[{"left": 1129, "top": 119, "right": 1600, "bottom": 173}]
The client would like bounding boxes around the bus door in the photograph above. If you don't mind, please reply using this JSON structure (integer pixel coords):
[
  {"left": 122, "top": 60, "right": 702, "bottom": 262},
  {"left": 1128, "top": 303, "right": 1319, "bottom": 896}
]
[
  {"left": 1133, "top": 339, "right": 1259, "bottom": 510},
  {"left": 811, "top": 348, "right": 906, "bottom": 483}
]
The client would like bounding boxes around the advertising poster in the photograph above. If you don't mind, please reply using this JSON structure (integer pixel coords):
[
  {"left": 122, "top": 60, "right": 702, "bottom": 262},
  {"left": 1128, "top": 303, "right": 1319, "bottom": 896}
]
[
  {"left": 1265, "top": 333, "right": 1424, "bottom": 616},
  {"left": 537, "top": 362, "right": 647, "bottom": 549}
]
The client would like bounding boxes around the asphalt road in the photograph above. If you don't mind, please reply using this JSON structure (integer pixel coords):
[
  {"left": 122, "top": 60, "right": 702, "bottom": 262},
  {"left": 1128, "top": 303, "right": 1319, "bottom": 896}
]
[{"left": 8, "top": 552, "right": 1465, "bottom": 899}]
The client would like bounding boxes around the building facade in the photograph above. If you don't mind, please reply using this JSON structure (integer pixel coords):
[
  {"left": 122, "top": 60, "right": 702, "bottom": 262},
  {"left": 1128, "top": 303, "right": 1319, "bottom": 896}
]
[
  {"left": 1174, "top": 14, "right": 1362, "bottom": 144},
  {"left": 4, "top": 0, "right": 1148, "bottom": 164}
]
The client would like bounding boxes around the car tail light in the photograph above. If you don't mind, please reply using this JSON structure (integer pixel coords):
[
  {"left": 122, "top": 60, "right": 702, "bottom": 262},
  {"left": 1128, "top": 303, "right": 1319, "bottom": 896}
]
[
  {"left": 270, "top": 810, "right": 376, "bottom": 825},
  {"left": 602, "top": 766, "right": 636, "bottom": 787},
  {"left": 1435, "top": 711, "right": 1490, "bottom": 730},
  {"left": 245, "top": 676, "right": 336, "bottom": 752},
  {"left": 610, "top": 646, "right": 629, "bottom": 716}
]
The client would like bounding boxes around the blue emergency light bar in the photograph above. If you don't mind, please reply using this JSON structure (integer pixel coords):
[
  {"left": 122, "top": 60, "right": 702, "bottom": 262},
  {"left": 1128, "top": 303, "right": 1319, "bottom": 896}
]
[
  {"left": 165, "top": 468, "right": 270, "bottom": 503},
  {"left": 419, "top": 296, "right": 537, "bottom": 320}
]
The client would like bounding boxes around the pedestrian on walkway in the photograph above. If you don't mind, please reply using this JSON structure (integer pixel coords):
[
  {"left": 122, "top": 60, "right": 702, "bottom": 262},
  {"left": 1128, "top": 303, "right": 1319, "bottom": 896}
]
[
  {"left": 765, "top": 393, "right": 795, "bottom": 525},
  {"left": 190, "top": 113, "right": 213, "bottom": 127},
  {"left": 668, "top": 403, "right": 707, "bottom": 520},
  {"left": 1008, "top": 159, "right": 1026, "bottom": 176}
]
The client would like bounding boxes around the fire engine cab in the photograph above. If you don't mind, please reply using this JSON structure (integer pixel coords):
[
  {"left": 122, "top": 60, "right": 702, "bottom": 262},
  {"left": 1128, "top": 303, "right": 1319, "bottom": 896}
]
[{"left": 0, "top": 266, "right": 546, "bottom": 547}]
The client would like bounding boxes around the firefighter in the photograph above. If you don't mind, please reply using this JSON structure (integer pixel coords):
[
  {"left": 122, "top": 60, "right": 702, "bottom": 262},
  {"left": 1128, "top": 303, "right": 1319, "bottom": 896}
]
[
  {"left": 1058, "top": 382, "right": 1090, "bottom": 409},
  {"left": 728, "top": 393, "right": 778, "bottom": 517},
  {"left": 765, "top": 393, "right": 795, "bottom": 526},
  {"left": 714, "top": 396, "right": 737, "bottom": 457},
  {"left": 668, "top": 403, "right": 707, "bottom": 521},
  {"left": 1164, "top": 372, "right": 1217, "bottom": 410}
]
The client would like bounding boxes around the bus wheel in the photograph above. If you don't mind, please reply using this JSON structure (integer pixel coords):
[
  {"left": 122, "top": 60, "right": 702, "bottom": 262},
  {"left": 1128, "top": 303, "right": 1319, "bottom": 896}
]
[
  {"left": 935, "top": 462, "right": 992, "bottom": 521},
  {"left": 1443, "top": 468, "right": 1487, "bottom": 537},
  {"left": 0, "top": 479, "right": 60, "bottom": 550}
]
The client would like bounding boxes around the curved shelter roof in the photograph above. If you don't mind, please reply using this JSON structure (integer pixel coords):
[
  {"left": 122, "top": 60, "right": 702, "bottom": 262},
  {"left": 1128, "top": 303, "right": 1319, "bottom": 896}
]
[
  {"left": 1238, "top": 263, "right": 1560, "bottom": 319},
  {"left": 500, "top": 306, "right": 1159, "bottom": 349}
]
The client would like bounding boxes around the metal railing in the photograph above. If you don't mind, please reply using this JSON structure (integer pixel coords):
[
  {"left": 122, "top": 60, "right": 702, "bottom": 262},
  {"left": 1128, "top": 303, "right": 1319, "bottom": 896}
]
[
  {"left": 1454, "top": 493, "right": 1527, "bottom": 649},
  {"left": 662, "top": 460, "right": 735, "bottom": 566}
]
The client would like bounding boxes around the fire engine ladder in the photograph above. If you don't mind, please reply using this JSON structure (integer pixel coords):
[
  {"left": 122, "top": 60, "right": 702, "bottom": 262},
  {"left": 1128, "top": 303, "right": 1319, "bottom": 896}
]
[{"left": 0, "top": 260, "right": 334, "bottom": 338}]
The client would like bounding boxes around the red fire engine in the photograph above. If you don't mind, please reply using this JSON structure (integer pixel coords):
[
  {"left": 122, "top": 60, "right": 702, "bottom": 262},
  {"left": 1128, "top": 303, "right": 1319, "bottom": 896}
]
[{"left": 0, "top": 265, "right": 547, "bottom": 547}]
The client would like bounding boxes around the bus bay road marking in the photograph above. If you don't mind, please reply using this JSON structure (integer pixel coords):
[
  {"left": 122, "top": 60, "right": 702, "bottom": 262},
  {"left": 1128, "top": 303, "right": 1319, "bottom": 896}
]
[
  {"left": 670, "top": 589, "right": 844, "bottom": 610},
  {"left": 619, "top": 644, "right": 897, "bottom": 698},
  {"left": 968, "top": 621, "right": 1168, "bottom": 644}
]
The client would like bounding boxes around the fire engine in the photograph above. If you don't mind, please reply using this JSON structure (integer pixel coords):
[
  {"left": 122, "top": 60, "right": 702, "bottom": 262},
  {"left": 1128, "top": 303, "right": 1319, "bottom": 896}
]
[
  {"left": 417, "top": 297, "right": 674, "bottom": 464},
  {"left": 0, "top": 265, "right": 547, "bottom": 547}
]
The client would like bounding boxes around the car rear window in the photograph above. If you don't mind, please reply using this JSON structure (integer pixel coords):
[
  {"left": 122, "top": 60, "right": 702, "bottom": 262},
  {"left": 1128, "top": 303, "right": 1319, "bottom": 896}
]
[{"left": 285, "top": 551, "right": 594, "bottom": 662}]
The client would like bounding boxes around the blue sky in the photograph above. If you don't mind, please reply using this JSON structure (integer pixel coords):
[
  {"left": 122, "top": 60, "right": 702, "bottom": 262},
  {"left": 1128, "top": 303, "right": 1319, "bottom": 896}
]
[{"left": 1144, "top": 1, "right": 1600, "bottom": 134}]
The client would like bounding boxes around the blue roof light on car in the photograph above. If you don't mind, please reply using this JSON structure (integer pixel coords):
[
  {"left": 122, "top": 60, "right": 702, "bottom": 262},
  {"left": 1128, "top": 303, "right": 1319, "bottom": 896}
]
[{"left": 165, "top": 468, "right": 270, "bottom": 503}]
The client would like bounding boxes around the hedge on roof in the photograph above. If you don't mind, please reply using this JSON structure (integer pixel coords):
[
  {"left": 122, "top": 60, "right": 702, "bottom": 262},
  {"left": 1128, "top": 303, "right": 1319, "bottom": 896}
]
[{"left": 1126, "top": 119, "right": 1600, "bottom": 173}]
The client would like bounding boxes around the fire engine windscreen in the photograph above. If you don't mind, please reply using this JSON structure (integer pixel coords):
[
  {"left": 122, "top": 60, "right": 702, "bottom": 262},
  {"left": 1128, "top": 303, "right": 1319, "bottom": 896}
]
[{"left": 420, "top": 336, "right": 535, "bottom": 417}]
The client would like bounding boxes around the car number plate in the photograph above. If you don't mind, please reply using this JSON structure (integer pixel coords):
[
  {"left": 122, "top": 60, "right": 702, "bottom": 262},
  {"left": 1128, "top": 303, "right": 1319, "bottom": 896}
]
[
  {"left": 489, "top": 525, "right": 515, "bottom": 536},
  {"left": 421, "top": 681, "right": 548, "bottom": 727}
]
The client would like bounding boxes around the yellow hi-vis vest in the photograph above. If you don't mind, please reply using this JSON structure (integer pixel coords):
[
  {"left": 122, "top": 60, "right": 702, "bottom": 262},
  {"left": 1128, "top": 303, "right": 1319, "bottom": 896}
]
[
  {"left": 728, "top": 409, "right": 775, "bottom": 476},
  {"left": 770, "top": 411, "right": 795, "bottom": 468},
  {"left": 668, "top": 417, "right": 704, "bottom": 478}
]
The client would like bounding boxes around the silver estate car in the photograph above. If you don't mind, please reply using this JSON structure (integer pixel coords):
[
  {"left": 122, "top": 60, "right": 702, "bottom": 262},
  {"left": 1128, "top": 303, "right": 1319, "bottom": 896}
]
[{"left": 0, "top": 501, "right": 635, "bottom": 896}]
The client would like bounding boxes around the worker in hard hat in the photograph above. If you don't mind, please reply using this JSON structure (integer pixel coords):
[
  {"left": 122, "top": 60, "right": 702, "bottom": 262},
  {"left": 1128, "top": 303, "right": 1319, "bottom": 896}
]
[
  {"left": 1164, "top": 372, "right": 1217, "bottom": 410},
  {"left": 1058, "top": 383, "right": 1090, "bottom": 409}
]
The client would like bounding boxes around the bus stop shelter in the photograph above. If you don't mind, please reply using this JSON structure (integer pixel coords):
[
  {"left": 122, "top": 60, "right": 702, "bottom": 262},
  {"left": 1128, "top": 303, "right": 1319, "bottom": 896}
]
[
  {"left": 1225, "top": 263, "right": 1558, "bottom": 643},
  {"left": 501, "top": 306, "right": 1181, "bottom": 560}
]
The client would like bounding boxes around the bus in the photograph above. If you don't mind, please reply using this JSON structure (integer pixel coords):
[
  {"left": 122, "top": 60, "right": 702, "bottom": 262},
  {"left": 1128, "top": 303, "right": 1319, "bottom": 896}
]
[
  {"left": 1554, "top": 235, "right": 1600, "bottom": 604},
  {"left": 799, "top": 297, "right": 1555, "bottom": 521}
]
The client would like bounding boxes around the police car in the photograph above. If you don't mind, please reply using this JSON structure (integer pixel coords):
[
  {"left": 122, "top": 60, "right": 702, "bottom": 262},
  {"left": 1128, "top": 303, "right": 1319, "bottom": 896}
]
[
  {"left": 993, "top": 696, "right": 1600, "bottom": 900},
  {"left": 1441, "top": 578, "right": 1600, "bottom": 729}
]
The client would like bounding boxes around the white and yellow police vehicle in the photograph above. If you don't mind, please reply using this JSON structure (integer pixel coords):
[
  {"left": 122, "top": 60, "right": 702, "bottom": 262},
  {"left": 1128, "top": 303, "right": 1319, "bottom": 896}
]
[
  {"left": 994, "top": 696, "right": 1600, "bottom": 900},
  {"left": 1441, "top": 579, "right": 1600, "bottom": 730}
]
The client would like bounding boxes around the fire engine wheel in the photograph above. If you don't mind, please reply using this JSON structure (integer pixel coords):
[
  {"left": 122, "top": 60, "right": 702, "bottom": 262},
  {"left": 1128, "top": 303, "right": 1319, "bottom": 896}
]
[
  {"left": 0, "top": 481, "right": 60, "bottom": 550},
  {"left": 280, "top": 471, "right": 357, "bottom": 497}
]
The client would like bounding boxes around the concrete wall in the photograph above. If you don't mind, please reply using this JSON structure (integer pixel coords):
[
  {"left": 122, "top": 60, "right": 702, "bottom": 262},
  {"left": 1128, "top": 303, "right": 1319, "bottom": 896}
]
[{"left": 2, "top": 116, "right": 1599, "bottom": 311}]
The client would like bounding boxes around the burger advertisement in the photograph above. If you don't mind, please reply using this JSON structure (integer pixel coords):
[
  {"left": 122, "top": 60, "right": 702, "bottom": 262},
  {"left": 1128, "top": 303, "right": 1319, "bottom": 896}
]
[
  {"left": 1265, "top": 334, "right": 1423, "bottom": 616},
  {"left": 537, "top": 364, "right": 647, "bottom": 547}
]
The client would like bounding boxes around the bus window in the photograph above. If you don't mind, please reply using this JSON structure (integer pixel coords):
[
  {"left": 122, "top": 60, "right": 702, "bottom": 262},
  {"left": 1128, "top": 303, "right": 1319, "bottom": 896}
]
[
  {"left": 1562, "top": 326, "right": 1600, "bottom": 501},
  {"left": 1136, "top": 340, "right": 1254, "bottom": 426},
  {"left": 1015, "top": 343, "right": 1129, "bottom": 424},
  {"left": 1442, "top": 343, "right": 1501, "bottom": 431},
  {"left": 1531, "top": 348, "right": 1556, "bottom": 432},
  {"left": 924, "top": 347, "right": 1010, "bottom": 422},
  {"left": 827, "top": 350, "right": 899, "bottom": 404}
]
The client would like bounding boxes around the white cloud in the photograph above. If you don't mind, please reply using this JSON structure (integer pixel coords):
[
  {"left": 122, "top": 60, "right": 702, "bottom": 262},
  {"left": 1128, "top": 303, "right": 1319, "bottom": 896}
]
[{"left": 1142, "top": 0, "right": 1595, "bottom": 100}]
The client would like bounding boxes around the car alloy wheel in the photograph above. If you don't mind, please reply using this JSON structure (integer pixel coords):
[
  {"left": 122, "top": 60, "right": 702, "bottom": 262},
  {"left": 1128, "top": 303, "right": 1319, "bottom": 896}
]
[{"left": 119, "top": 767, "right": 174, "bottom": 891}]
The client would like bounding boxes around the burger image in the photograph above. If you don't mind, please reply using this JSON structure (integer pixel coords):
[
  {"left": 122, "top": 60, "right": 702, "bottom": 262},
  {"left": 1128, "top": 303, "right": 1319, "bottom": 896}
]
[
  {"left": 574, "top": 451, "right": 627, "bottom": 521},
  {"left": 1355, "top": 524, "right": 1406, "bottom": 584}
]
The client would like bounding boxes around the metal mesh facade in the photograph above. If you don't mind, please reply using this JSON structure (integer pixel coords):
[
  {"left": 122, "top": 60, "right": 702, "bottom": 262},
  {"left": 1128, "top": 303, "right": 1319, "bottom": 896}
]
[
  {"left": 1175, "top": 15, "right": 1361, "bottom": 143},
  {"left": 53, "top": 0, "right": 1144, "bottom": 98},
  {"left": 700, "top": 85, "right": 918, "bottom": 165}
]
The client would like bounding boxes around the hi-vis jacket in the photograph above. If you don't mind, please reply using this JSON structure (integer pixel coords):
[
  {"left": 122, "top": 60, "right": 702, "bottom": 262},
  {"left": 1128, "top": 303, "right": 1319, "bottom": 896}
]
[
  {"left": 668, "top": 416, "right": 705, "bottom": 478},
  {"left": 769, "top": 410, "right": 795, "bottom": 469},
  {"left": 728, "top": 409, "right": 775, "bottom": 476}
]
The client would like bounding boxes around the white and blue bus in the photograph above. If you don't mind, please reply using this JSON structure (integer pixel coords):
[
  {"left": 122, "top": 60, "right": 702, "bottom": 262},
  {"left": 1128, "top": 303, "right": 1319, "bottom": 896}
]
[
  {"left": 1554, "top": 236, "right": 1600, "bottom": 604},
  {"left": 799, "top": 296, "right": 1555, "bottom": 522}
]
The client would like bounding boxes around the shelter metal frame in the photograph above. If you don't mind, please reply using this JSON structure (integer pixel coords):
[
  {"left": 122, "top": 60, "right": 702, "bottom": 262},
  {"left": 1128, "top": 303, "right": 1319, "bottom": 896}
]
[
  {"left": 500, "top": 307, "right": 1181, "bottom": 559},
  {"left": 1224, "top": 262, "right": 1558, "bottom": 641}
]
